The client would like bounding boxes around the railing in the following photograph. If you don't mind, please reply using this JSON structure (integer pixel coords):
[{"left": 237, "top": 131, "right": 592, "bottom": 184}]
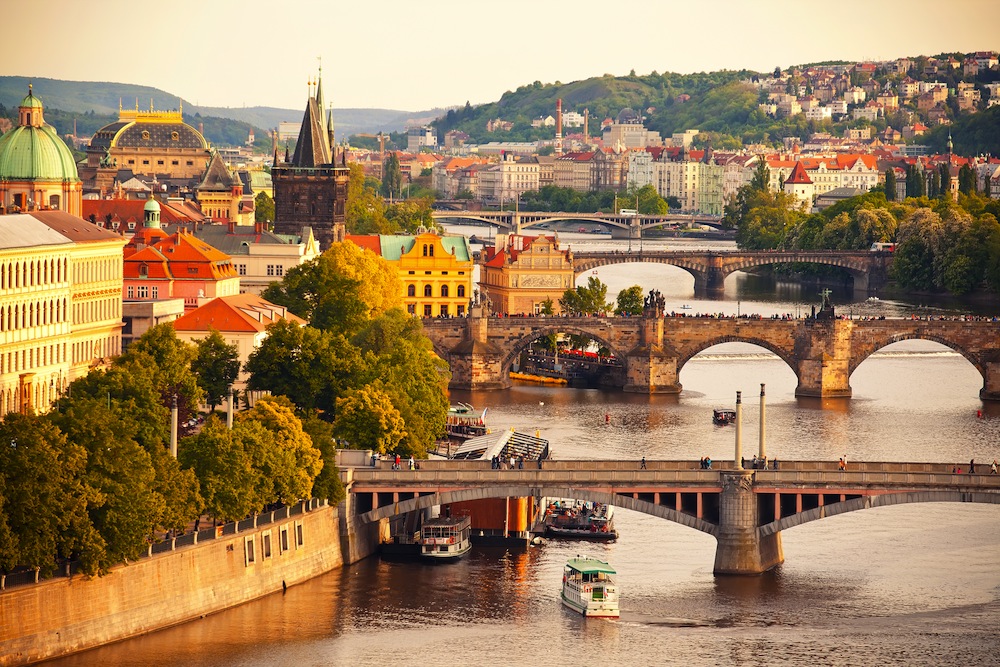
[{"left": 0, "top": 498, "right": 329, "bottom": 592}]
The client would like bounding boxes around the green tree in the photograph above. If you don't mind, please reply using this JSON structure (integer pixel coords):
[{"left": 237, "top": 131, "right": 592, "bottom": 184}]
[
  {"left": 958, "top": 163, "right": 978, "bottom": 195},
  {"left": 254, "top": 191, "right": 275, "bottom": 223},
  {"left": 239, "top": 396, "right": 323, "bottom": 503},
  {"left": 179, "top": 416, "right": 261, "bottom": 521},
  {"left": 381, "top": 153, "right": 402, "bottom": 200},
  {"left": 300, "top": 415, "right": 346, "bottom": 504},
  {"left": 560, "top": 276, "right": 612, "bottom": 314},
  {"left": 884, "top": 169, "right": 897, "bottom": 202},
  {"left": 191, "top": 329, "right": 240, "bottom": 411},
  {"left": 333, "top": 384, "right": 407, "bottom": 454},
  {"left": 119, "top": 323, "right": 203, "bottom": 423},
  {"left": 615, "top": 285, "right": 644, "bottom": 316}
]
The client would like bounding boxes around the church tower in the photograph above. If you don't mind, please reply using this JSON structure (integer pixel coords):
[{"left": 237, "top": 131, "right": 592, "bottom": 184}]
[{"left": 272, "top": 71, "right": 349, "bottom": 248}]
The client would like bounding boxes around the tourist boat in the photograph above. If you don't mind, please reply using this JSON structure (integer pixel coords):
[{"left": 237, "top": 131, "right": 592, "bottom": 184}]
[
  {"left": 544, "top": 501, "right": 618, "bottom": 541},
  {"left": 713, "top": 409, "right": 737, "bottom": 425},
  {"left": 419, "top": 513, "right": 472, "bottom": 561},
  {"left": 561, "top": 556, "right": 620, "bottom": 618},
  {"left": 446, "top": 403, "right": 488, "bottom": 441}
]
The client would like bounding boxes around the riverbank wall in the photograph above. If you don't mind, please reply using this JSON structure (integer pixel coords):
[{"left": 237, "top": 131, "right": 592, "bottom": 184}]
[{"left": 0, "top": 498, "right": 384, "bottom": 666}]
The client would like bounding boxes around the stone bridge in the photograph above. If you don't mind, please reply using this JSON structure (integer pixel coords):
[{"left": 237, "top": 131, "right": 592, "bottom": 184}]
[
  {"left": 571, "top": 249, "right": 891, "bottom": 293},
  {"left": 421, "top": 313, "right": 1000, "bottom": 399},
  {"left": 430, "top": 209, "right": 722, "bottom": 237},
  {"left": 344, "top": 459, "right": 1000, "bottom": 575}
]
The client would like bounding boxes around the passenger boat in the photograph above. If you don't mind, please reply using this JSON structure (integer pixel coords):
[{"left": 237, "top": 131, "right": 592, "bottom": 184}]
[
  {"left": 713, "top": 409, "right": 737, "bottom": 425},
  {"left": 544, "top": 501, "right": 618, "bottom": 540},
  {"left": 445, "top": 403, "right": 488, "bottom": 441},
  {"left": 419, "top": 513, "right": 472, "bottom": 561},
  {"left": 561, "top": 556, "right": 620, "bottom": 618}
]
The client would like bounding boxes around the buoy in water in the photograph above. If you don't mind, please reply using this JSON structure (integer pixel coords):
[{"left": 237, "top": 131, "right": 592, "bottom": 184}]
[{"left": 605, "top": 413, "right": 610, "bottom": 423}]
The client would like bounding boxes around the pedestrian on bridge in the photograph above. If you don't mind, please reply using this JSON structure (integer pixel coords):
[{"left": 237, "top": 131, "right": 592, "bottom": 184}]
[
  {"left": 969, "top": 459, "right": 976, "bottom": 474},
  {"left": 640, "top": 457, "right": 647, "bottom": 470},
  {"left": 991, "top": 460, "right": 997, "bottom": 474}
]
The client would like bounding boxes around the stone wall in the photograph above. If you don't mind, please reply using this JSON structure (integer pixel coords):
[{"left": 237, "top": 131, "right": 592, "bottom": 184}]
[{"left": 0, "top": 505, "right": 346, "bottom": 667}]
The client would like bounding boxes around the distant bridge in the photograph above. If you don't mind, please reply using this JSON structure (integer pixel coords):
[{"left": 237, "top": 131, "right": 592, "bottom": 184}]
[
  {"left": 570, "top": 249, "right": 891, "bottom": 292},
  {"left": 345, "top": 458, "right": 1000, "bottom": 574},
  {"left": 431, "top": 209, "right": 723, "bottom": 237}
]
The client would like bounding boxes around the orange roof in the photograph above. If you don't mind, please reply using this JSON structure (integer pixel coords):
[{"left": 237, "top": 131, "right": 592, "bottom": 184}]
[
  {"left": 125, "top": 230, "right": 236, "bottom": 281},
  {"left": 785, "top": 161, "right": 812, "bottom": 185},
  {"left": 83, "top": 199, "right": 203, "bottom": 225},
  {"left": 172, "top": 293, "right": 306, "bottom": 333},
  {"left": 345, "top": 235, "right": 382, "bottom": 255}
]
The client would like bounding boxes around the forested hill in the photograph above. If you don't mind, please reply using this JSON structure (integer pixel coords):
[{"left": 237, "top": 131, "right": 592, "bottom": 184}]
[
  {"left": 0, "top": 76, "right": 438, "bottom": 146},
  {"left": 432, "top": 58, "right": 1000, "bottom": 154}
]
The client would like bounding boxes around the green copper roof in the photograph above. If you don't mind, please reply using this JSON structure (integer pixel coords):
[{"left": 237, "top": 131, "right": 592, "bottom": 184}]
[
  {"left": 376, "top": 234, "right": 472, "bottom": 262},
  {"left": 565, "top": 557, "right": 617, "bottom": 575},
  {"left": 0, "top": 124, "right": 80, "bottom": 182},
  {"left": 20, "top": 89, "right": 43, "bottom": 109},
  {"left": 144, "top": 199, "right": 161, "bottom": 212}
]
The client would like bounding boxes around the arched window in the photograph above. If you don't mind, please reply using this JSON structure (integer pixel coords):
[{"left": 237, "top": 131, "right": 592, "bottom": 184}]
[
  {"left": 457, "top": 285, "right": 466, "bottom": 297},
  {"left": 49, "top": 194, "right": 60, "bottom": 210},
  {"left": 423, "top": 285, "right": 432, "bottom": 297},
  {"left": 440, "top": 285, "right": 449, "bottom": 297},
  {"left": 422, "top": 245, "right": 428, "bottom": 257},
  {"left": 429, "top": 245, "right": 435, "bottom": 257},
  {"left": 407, "top": 284, "right": 416, "bottom": 297}
]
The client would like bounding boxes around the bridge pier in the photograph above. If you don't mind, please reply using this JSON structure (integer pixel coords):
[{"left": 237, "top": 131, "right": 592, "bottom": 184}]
[
  {"left": 713, "top": 471, "right": 783, "bottom": 575},
  {"left": 623, "top": 315, "right": 682, "bottom": 393},
  {"left": 793, "top": 320, "right": 853, "bottom": 398}
]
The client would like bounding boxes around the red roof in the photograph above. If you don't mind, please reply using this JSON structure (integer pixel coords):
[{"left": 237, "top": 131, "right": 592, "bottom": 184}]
[
  {"left": 173, "top": 293, "right": 306, "bottom": 333},
  {"left": 785, "top": 161, "right": 813, "bottom": 185},
  {"left": 345, "top": 235, "right": 383, "bottom": 255},
  {"left": 82, "top": 199, "right": 204, "bottom": 226}
]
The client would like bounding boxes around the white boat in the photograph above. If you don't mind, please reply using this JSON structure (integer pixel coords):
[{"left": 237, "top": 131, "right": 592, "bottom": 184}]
[
  {"left": 419, "top": 513, "right": 472, "bottom": 561},
  {"left": 561, "top": 556, "right": 620, "bottom": 618},
  {"left": 544, "top": 501, "right": 618, "bottom": 541}
]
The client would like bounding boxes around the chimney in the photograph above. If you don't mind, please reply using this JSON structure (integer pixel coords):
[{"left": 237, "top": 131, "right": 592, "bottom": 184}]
[
  {"left": 555, "top": 98, "right": 563, "bottom": 156},
  {"left": 228, "top": 220, "right": 236, "bottom": 234},
  {"left": 255, "top": 220, "right": 263, "bottom": 234},
  {"left": 583, "top": 108, "right": 589, "bottom": 145}
]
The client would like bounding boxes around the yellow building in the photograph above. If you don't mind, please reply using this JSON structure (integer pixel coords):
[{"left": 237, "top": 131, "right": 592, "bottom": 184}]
[
  {"left": 479, "top": 233, "right": 575, "bottom": 315},
  {"left": 347, "top": 232, "right": 473, "bottom": 317},
  {"left": 0, "top": 211, "right": 126, "bottom": 416}
]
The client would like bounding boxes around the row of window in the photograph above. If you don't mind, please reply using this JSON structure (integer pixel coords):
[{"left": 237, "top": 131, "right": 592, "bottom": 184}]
[
  {"left": 0, "top": 299, "right": 68, "bottom": 331},
  {"left": 126, "top": 285, "right": 160, "bottom": 300},
  {"left": 0, "top": 378, "right": 63, "bottom": 417},
  {"left": 406, "top": 284, "right": 466, "bottom": 298},
  {"left": 266, "top": 265, "right": 285, "bottom": 277},
  {"left": 244, "top": 521, "right": 305, "bottom": 567},
  {"left": 73, "top": 257, "right": 120, "bottom": 285},
  {"left": 1, "top": 343, "right": 66, "bottom": 375},
  {"left": 73, "top": 297, "right": 120, "bottom": 325},
  {"left": 1, "top": 257, "right": 68, "bottom": 290},
  {"left": 126, "top": 159, "right": 195, "bottom": 167},
  {"left": 406, "top": 304, "right": 466, "bottom": 317}
]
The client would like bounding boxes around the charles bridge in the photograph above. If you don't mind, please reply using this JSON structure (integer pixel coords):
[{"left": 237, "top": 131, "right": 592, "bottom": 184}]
[
  {"left": 344, "top": 458, "right": 1000, "bottom": 574},
  {"left": 421, "top": 311, "right": 1000, "bottom": 399}
]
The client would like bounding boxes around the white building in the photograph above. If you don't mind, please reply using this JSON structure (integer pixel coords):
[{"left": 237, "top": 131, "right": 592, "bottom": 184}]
[{"left": 407, "top": 126, "right": 438, "bottom": 152}]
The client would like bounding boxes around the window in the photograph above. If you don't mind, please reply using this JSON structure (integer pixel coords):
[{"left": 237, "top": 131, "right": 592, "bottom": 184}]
[
  {"left": 280, "top": 526, "right": 290, "bottom": 554},
  {"left": 423, "top": 285, "right": 432, "bottom": 297},
  {"left": 127, "top": 285, "right": 134, "bottom": 299},
  {"left": 276, "top": 266, "right": 284, "bottom": 276},
  {"left": 186, "top": 161, "right": 194, "bottom": 166},
  {"left": 423, "top": 305, "right": 432, "bottom": 317},
  {"left": 128, "top": 159, "right": 135, "bottom": 165},
  {"left": 157, "top": 160, "right": 164, "bottom": 166},
  {"left": 172, "top": 160, "right": 179, "bottom": 166},
  {"left": 457, "top": 305, "right": 465, "bottom": 316},
  {"left": 295, "top": 521, "right": 304, "bottom": 548},
  {"left": 151, "top": 286, "right": 159, "bottom": 299},
  {"left": 422, "top": 244, "right": 428, "bottom": 257},
  {"left": 142, "top": 160, "right": 150, "bottom": 165},
  {"left": 262, "top": 532, "right": 272, "bottom": 559},
  {"left": 266, "top": 265, "right": 275, "bottom": 276},
  {"left": 245, "top": 536, "right": 256, "bottom": 565},
  {"left": 238, "top": 264, "right": 247, "bottom": 276},
  {"left": 440, "top": 305, "right": 449, "bottom": 316},
  {"left": 171, "top": 131, "right": 179, "bottom": 141},
  {"left": 407, "top": 304, "right": 416, "bottom": 314},
  {"left": 407, "top": 285, "right": 415, "bottom": 297},
  {"left": 457, "top": 285, "right": 466, "bottom": 298},
  {"left": 440, "top": 285, "right": 449, "bottom": 297},
  {"left": 137, "top": 286, "right": 149, "bottom": 298},
  {"left": 141, "top": 130, "right": 150, "bottom": 140},
  {"left": 408, "top": 270, "right": 415, "bottom": 275}
]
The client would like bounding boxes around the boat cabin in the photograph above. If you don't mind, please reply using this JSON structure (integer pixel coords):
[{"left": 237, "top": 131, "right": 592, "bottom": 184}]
[{"left": 713, "top": 409, "right": 737, "bottom": 425}]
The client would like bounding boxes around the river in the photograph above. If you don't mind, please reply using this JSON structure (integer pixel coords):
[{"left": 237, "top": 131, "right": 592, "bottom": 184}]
[{"left": 48, "top": 232, "right": 1000, "bottom": 667}]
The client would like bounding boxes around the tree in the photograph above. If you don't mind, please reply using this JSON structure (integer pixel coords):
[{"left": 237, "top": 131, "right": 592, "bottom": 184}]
[
  {"left": 239, "top": 396, "right": 323, "bottom": 503},
  {"left": 958, "top": 163, "right": 978, "bottom": 195},
  {"left": 254, "top": 191, "right": 275, "bottom": 223},
  {"left": 118, "top": 323, "right": 203, "bottom": 423},
  {"left": 300, "top": 415, "right": 345, "bottom": 504},
  {"left": 615, "top": 285, "right": 644, "bottom": 316},
  {"left": 884, "top": 169, "right": 897, "bottom": 202},
  {"left": 191, "top": 329, "right": 240, "bottom": 411},
  {"left": 179, "top": 416, "right": 261, "bottom": 522},
  {"left": 560, "top": 276, "right": 612, "bottom": 314},
  {"left": 381, "top": 153, "right": 402, "bottom": 200},
  {"left": 333, "top": 384, "right": 407, "bottom": 454},
  {"left": 939, "top": 164, "right": 952, "bottom": 199}
]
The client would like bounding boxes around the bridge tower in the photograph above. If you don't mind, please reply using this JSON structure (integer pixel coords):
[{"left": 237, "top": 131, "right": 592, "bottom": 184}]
[
  {"left": 713, "top": 471, "right": 784, "bottom": 574},
  {"left": 447, "top": 304, "right": 510, "bottom": 390}
]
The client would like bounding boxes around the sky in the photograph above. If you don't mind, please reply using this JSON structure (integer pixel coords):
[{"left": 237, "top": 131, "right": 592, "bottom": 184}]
[{"left": 3, "top": 0, "right": 998, "bottom": 112}]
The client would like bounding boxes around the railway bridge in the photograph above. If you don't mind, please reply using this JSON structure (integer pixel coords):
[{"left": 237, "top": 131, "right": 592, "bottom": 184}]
[
  {"left": 343, "top": 459, "right": 1000, "bottom": 575},
  {"left": 421, "top": 312, "right": 1000, "bottom": 399}
]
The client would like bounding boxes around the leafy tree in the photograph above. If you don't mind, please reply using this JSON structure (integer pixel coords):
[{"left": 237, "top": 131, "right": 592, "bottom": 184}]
[
  {"left": 630, "top": 184, "right": 668, "bottom": 215},
  {"left": 0, "top": 414, "right": 99, "bottom": 576},
  {"left": 333, "top": 384, "right": 407, "bottom": 454},
  {"left": 381, "top": 153, "right": 402, "bottom": 200},
  {"left": 560, "top": 276, "right": 612, "bottom": 314},
  {"left": 385, "top": 199, "right": 435, "bottom": 233},
  {"left": 119, "top": 323, "right": 203, "bottom": 422},
  {"left": 254, "top": 191, "right": 275, "bottom": 223},
  {"left": 191, "top": 329, "right": 240, "bottom": 411},
  {"left": 958, "top": 163, "right": 978, "bottom": 195},
  {"left": 300, "top": 415, "right": 346, "bottom": 504},
  {"left": 615, "top": 285, "right": 644, "bottom": 316},
  {"left": 884, "top": 169, "right": 897, "bottom": 202},
  {"left": 238, "top": 396, "right": 323, "bottom": 503},
  {"left": 179, "top": 416, "right": 261, "bottom": 521}
]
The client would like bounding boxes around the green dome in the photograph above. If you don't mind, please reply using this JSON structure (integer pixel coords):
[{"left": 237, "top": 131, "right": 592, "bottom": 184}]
[
  {"left": 20, "top": 90, "right": 44, "bottom": 109},
  {"left": 144, "top": 198, "right": 161, "bottom": 213},
  {"left": 0, "top": 124, "right": 80, "bottom": 182}
]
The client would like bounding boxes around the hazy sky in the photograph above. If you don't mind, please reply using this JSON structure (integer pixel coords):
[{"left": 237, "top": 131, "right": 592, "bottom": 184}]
[{"left": 3, "top": 0, "right": 998, "bottom": 112}]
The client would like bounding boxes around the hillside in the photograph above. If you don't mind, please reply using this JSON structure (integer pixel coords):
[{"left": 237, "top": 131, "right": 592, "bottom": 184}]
[{"left": 0, "top": 76, "right": 438, "bottom": 144}]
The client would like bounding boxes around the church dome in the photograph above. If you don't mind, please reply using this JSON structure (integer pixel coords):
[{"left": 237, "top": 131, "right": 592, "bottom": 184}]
[
  {"left": 0, "top": 89, "right": 79, "bottom": 183},
  {"left": 144, "top": 198, "right": 161, "bottom": 213}
]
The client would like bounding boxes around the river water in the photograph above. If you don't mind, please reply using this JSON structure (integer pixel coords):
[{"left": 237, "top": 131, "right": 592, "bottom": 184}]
[{"left": 49, "top": 232, "right": 1000, "bottom": 666}]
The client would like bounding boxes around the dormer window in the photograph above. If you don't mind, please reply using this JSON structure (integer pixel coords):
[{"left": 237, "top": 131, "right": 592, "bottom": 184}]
[{"left": 139, "top": 264, "right": 148, "bottom": 277}]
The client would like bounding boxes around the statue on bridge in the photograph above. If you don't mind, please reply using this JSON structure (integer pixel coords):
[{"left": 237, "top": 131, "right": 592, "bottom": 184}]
[
  {"left": 815, "top": 289, "right": 836, "bottom": 320},
  {"left": 643, "top": 289, "right": 666, "bottom": 318}
]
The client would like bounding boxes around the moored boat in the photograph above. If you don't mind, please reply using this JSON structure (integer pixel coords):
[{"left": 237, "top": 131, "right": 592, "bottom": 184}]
[
  {"left": 544, "top": 501, "right": 618, "bottom": 540},
  {"left": 419, "top": 513, "right": 472, "bottom": 561},
  {"left": 446, "top": 403, "right": 489, "bottom": 441},
  {"left": 561, "top": 556, "right": 620, "bottom": 618}
]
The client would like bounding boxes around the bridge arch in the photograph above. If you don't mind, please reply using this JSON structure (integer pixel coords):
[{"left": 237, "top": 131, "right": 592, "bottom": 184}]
[
  {"left": 497, "top": 324, "right": 627, "bottom": 373},
  {"left": 849, "top": 333, "right": 984, "bottom": 376},
  {"left": 352, "top": 485, "right": 719, "bottom": 537},
  {"left": 759, "top": 490, "right": 1000, "bottom": 537},
  {"left": 676, "top": 336, "right": 798, "bottom": 376}
]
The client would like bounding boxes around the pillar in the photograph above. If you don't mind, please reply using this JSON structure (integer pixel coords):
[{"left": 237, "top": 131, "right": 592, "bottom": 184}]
[
  {"left": 713, "top": 471, "right": 784, "bottom": 575},
  {"left": 980, "top": 357, "right": 1000, "bottom": 401},
  {"left": 447, "top": 306, "right": 508, "bottom": 390},
  {"left": 623, "top": 315, "right": 681, "bottom": 393}
]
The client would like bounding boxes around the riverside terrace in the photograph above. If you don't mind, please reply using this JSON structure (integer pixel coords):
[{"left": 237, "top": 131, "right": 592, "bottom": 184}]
[
  {"left": 344, "top": 459, "right": 1000, "bottom": 575},
  {"left": 421, "top": 313, "right": 1000, "bottom": 398}
]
